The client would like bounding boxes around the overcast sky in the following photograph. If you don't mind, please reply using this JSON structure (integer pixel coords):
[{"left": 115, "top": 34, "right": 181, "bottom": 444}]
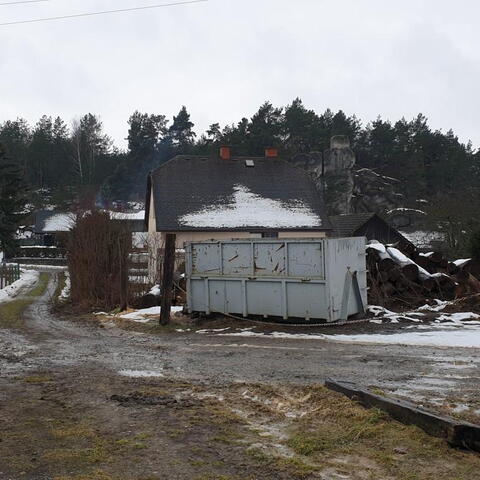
[{"left": 1, "top": 0, "right": 479, "bottom": 149}]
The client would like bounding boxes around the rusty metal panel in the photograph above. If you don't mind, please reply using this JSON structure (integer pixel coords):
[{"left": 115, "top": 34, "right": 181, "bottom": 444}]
[
  {"left": 191, "top": 243, "right": 220, "bottom": 275},
  {"left": 221, "top": 243, "right": 251, "bottom": 276},
  {"left": 253, "top": 242, "right": 286, "bottom": 276}
]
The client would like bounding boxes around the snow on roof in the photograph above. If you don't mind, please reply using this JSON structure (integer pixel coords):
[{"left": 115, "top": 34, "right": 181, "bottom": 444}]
[
  {"left": 109, "top": 210, "right": 145, "bottom": 221},
  {"left": 178, "top": 185, "right": 323, "bottom": 229},
  {"left": 387, "top": 207, "right": 427, "bottom": 216},
  {"left": 399, "top": 230, "right": 446, "bottom": 248},
  {"left": 43, "top": 213, "right": 75, "bottom": 232}
]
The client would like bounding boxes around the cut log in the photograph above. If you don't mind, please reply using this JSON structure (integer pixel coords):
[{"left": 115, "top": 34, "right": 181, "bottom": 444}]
[
  {"left": 378, "top": 258, "right": 396, "bottom": 272},
  {"left": 447, "top": 263, "right": 459, "bottom": 275},
  {"left": 402, "top": 263, "right": 419, "bottom": 282},
  {"left": 389, "top": 268, "right": 402, "bottom": 283},
  {"left": 421, "top": 277, "right": 435, "bottom": 291},
  {"left": 429, "top": 252, "right": 444, "bottom": 264}
]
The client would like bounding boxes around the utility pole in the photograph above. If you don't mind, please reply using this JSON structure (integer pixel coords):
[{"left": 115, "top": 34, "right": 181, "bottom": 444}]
[{"left": 160, "top": 233, "right": 176, "bottom": 325}]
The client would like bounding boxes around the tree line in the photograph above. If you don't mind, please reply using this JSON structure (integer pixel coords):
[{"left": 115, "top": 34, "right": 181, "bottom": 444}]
[
  {"left": 1, "top": 99, "right": 478, "bottom": 203},
  {"left": 1, "top": 98, "right": 480, "bottom": 256}
]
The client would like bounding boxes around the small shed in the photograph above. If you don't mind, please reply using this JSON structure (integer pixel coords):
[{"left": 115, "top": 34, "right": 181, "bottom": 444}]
[
  {"left": 34, "top": 211, "right": 75, "bottom": 247},
  {"left": 329, "top": 213, "right": 412, "bottom": 247}
]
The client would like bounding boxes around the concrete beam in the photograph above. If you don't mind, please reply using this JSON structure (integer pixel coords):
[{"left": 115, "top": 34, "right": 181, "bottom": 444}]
[{"left": 325, "top": 378, "right": 480, "bottom": 452}]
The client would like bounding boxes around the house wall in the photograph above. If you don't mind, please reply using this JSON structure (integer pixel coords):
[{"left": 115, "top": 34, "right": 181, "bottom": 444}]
[{"left": 148, "top": 188, "right": 156, "bottom": 233}]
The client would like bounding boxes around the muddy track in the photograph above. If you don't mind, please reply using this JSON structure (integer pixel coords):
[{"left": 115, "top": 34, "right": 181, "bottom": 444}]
[{"left": 2, "top": 273, "right": 479, "bottom": 404}]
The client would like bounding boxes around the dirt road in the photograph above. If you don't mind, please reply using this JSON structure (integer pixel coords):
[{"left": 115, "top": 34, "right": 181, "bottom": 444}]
[{"left": 1, "top": 273, "right": 480, "bottom": 480}]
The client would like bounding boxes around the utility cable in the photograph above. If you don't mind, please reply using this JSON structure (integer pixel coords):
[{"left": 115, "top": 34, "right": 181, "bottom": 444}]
[
  {"left": 0, "top": 0, "right": 207, "bottom": 26},
  {"left": 0, "top": 0, "right": 48, "bottom": 5}
]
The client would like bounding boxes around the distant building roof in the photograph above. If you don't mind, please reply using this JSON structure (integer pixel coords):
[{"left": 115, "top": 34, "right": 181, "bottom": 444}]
[
  {"left": 146, "top": 154, "right": 331, "bottom": 232},
  {"left": 328, "top": 213, "right": 376, "bottom": 237},
  {"left": 329, "top": 213, "right": 412, "bottom": 246}
]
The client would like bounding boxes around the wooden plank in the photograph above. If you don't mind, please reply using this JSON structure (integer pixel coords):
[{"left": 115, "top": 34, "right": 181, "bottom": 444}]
[
  {"left": 160, "top": 234, "right": 176, "bottom": 325},
  {"left": 325, "top": 378, "right": 480, "bottom": 452}
]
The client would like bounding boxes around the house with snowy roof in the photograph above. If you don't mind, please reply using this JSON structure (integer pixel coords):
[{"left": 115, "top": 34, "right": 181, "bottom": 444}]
[
  {"left": 34, "top": 210, "right": 76, "bottom": 246},
  {"left": 145, "top": 147, "right": 332, "bottom": 249}
]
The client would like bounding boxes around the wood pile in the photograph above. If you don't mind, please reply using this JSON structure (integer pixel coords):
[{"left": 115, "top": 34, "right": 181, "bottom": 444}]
[{"left": 367, "top": 242, "right": 480, "bottom": 308}]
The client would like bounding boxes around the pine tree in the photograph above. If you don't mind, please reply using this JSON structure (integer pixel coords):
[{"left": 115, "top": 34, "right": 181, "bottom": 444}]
[
  {"left": 0, "top": 144, "right": 27, "bottom": 257},
  {"left": 167, "top": 106, "right": 196, "bottom": 151}
]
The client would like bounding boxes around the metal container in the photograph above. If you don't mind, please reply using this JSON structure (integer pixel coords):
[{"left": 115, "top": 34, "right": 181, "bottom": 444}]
[{"left": 185, "top": 237, "right": 367, "bottom": 322}]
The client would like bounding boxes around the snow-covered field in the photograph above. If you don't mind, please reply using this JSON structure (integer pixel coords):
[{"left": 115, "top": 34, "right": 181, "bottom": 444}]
[{"left": 0, "top": 269, "right": 39, "bottom": 303}]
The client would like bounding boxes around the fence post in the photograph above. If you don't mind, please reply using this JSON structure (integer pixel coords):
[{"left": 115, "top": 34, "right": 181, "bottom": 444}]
[{"left": 160, "top": 234, "right": 176, "bottom": 325}]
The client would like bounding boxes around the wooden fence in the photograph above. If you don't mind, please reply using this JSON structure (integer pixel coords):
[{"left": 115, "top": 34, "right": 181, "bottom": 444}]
[{"left": 0, "top": 264, "right": 21, "bottom": 289}]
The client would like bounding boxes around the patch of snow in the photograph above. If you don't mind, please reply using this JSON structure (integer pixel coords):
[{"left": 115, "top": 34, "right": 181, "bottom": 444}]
[
  {"left": 109, "top": 210, "right": 145, "bottom": 221},
  {"left": 178, "top": 184, "right": 322, "bottom": 229},
  {"left": 454, "top": 258, "right": 471, "bottom": 268},
  {"left": 118, "top": 369, "right": 164, "bottom": 378},
  {"left": 326, "top": 329, "right": 480, "bottom": 348},
  {"left": 119, "top": 306, "right": 183, "bottom": 322},
  {"left": 367, "top": 304, "right": 424, "bottom": 323},
  {"left": 366, "top": 242, "right": 387, "bottom": 254},
  {"left": 149, "top": 285, "right": 161, "bottom": 296},
  {"left": 437, "top": 312, "right": 479, "bottom": 322},
  {"left": 196, "top": 328, "right": 230, "bottom": 334},
  {"left": 418, "top": 299, "right": 451, "bottom": 312},
  {"left": 58, "top": 273, "right": 70, "bottom": 301},
  {"left": 387, "top": 207, "right": 427, "bottom": 215},
  {"left": 0, "top": 269, "right": 39, "bottom": 303},
  {"left": 399, "top": 230, "right": 446, "bottom": 249},
  {"left": 43, "top": 213, "right": 75, "bottom": 232}
]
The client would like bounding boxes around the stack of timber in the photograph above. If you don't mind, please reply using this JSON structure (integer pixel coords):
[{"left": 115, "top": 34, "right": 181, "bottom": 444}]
[{"left": 367, "top": 242, "right": 480, "bottom": 308}]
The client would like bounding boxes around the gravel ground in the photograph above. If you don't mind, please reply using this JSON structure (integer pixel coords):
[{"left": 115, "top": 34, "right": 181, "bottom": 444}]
[{"left": 2, "top": 273, "right": 480, "bottom": 410}]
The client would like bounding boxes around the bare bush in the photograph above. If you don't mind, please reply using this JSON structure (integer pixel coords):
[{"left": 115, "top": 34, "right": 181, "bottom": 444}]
[{"left": 68, "top": 211, "right": 131, "bottom": 311}]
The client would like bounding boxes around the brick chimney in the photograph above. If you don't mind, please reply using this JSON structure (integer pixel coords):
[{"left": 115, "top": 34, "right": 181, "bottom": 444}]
[
  {"left": 265, "top": 147, "right": 278, "bottom": 158},
  {"left": 219, "top": 146, "right": 231, "bottom": 160}
]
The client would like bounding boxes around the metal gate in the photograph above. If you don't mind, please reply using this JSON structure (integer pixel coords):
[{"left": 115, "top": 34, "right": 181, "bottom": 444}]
[{"left": 185, "top": 238, "right": 367, "bottom": 322}]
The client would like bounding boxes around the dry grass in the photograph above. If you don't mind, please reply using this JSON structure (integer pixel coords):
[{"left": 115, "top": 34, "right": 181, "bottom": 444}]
[
  {"left": 0, "top": 272, "right": 49, "bottom": 329},
  {"left": 220, "top": 383, "right": 480, "bottom": 480}
]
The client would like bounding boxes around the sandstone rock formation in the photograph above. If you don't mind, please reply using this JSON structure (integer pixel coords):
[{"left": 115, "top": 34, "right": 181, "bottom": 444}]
[{"left": 289, "top": 136, "right": 404, "bottom": 215}]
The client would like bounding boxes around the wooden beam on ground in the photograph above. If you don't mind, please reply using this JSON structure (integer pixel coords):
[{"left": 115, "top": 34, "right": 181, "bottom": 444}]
[
  {"left": 160, "top": 233, "right": 176, "bottom": 325},
  {"left": 325, "top": 378, "right": 480, "bottom": 452}
]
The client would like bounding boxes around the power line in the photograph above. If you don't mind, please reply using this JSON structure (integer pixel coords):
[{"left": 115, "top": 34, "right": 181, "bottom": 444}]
[
  {"left": 0, "top": 0, "right": 48, "bottom": 5},
  {"left": 0, "top": 0, "right": 208, "bottom": 26}
]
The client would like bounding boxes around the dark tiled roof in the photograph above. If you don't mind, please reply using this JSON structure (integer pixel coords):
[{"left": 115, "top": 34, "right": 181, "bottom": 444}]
[
  {"left": 328, "top": 213, "right": 377, "bottom": 237},
  {"left": 146, "top": 155, "right": 331, "bottom": 232}
]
